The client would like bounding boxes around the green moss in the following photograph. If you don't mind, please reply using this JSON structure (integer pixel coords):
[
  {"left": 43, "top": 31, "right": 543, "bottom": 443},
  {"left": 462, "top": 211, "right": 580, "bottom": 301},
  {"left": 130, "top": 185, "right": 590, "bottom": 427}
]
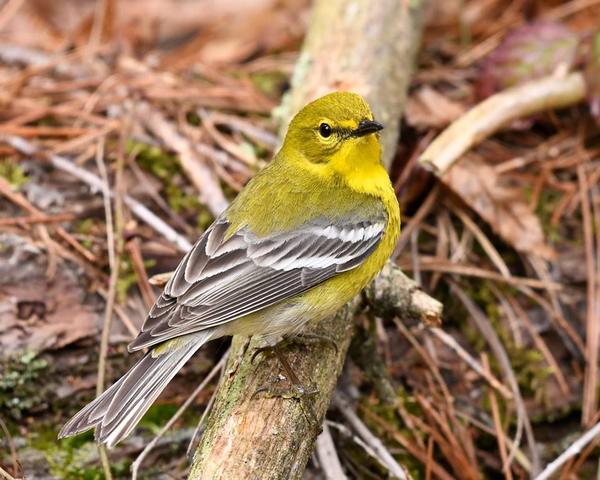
[
  {"left": 359, "top": 391, "right": 425, "bottom": 478},
  {"left": 30, "top": 427, "right": 129, "bottom": 479},
  {"left": 76, "top": 218, "right": 95, "bottom": 236},
  {"left": 128, "top": 139, "right": 215, "bottom": 230},
  {"left": 0, "top": 351, "right": 49, "bottom": 420},
  {"left": 0, "top": 158, "right": 28, "bottom": 188},
  {"left": 117, "top": 255, "right": 156, "bottom": 303},
  {"left": 250, "top": 71, "right": 288, "bottom": 98},
  {"left": 459, "top": 281, "right": 553, "bottom": 398},
  {"left": 138, "top": 402, "right": 197, "bottom": 436},
  {"left": 534, "top": 189, "right": 563, "bottom": 243}
]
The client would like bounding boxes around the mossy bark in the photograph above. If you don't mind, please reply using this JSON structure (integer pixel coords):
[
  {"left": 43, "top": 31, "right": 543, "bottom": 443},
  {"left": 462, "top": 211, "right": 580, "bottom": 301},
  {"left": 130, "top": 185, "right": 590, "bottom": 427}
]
[{"left": 189, "top": 1, "right": 428, "bottom": 478}]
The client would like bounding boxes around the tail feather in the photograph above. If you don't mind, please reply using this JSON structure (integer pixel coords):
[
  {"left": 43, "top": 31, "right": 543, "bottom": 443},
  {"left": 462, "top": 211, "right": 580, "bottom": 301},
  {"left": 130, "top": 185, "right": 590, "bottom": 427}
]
[{"left": 59, "top": 332, "right": 211, "bottom": 448}]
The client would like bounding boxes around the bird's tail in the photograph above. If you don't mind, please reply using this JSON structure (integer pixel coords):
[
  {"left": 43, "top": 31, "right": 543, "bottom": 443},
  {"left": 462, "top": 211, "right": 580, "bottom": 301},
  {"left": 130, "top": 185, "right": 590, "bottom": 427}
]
[{"left": 59, "top": 332, "right": 211, "bottom": 448}]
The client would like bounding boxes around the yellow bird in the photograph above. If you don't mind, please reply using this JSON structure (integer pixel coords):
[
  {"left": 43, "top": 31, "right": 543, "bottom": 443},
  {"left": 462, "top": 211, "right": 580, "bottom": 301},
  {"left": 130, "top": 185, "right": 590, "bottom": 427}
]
[{"left": 59, "top": 91, "right": 401, "bottom": 447}]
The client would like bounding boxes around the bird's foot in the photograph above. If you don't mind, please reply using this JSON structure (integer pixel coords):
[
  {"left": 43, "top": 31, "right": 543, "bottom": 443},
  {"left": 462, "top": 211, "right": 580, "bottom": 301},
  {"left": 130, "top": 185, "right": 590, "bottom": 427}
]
[
  {"left": 251, "top": 333, "right": 338, "bottom": 363},
  {"left": 253, "top": 374, "right": 320, "bottom": 426},
  {"left": 253, "top": 374, "right": 318, "bottom": 400},
  {"left": 287, "top": 332, "right": 339, "bottom": 355}
]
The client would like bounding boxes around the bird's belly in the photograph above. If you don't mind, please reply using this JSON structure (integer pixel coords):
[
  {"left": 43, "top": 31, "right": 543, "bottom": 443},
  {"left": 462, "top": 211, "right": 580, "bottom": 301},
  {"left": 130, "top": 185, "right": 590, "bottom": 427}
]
[{"left": 221, "top": 262, "right": 378, "bottom": 339}]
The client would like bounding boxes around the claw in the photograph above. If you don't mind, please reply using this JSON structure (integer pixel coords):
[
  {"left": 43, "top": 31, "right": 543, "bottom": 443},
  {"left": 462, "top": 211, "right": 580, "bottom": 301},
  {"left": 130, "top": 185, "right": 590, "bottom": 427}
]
[
  {"left": 251, "top": 345, "right": 274, "bottom": 364},
  {"left": 291, "top": 333, "right": 339, "bottom": 355}
]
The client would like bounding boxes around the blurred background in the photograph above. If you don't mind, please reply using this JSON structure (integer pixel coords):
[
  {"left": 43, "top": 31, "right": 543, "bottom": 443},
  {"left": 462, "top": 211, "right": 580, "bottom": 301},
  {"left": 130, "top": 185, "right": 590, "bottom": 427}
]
[{"left": 0, "top": 0, "right": 599, "bottom": 478}]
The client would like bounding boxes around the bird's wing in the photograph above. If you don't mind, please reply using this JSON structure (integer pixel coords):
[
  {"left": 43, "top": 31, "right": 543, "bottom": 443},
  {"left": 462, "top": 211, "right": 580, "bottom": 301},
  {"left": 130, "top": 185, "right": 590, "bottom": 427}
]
[{"left": 129, "top": 215, "right": 386, "bottom": 351}]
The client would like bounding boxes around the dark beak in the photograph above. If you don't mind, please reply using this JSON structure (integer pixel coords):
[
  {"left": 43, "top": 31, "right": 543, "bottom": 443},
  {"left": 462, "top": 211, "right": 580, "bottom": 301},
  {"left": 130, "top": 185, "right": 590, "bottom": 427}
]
[{"left": 351, "top": 119, "right": 384, "bottom": 137}]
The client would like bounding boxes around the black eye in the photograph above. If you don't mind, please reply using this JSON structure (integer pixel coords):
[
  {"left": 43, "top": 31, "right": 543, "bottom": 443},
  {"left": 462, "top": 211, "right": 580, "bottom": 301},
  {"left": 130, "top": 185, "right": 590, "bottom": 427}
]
[{"left": 319, "top": 123, "right": 332, "bottom": 138}]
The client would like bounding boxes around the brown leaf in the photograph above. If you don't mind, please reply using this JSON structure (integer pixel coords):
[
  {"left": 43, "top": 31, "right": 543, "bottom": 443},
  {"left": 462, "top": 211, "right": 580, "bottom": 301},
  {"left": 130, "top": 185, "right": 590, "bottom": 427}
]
[
  {"left": 442, "top": 157, "right": 554, "bottom": 258},
  {"left": 0, "top": 234, "right": 101, "bottom": 356},
  {"left": 405, "top": 86, "right": 466, "bottom": 129},
  {"left": 477, "top": 22, "right": 579, "bottom": 99}
]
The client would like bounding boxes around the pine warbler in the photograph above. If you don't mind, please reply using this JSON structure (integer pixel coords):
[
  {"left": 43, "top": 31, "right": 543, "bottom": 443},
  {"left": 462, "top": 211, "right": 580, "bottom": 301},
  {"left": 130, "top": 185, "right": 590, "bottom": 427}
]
[{"left": 59, "top": 91, "right": 400, "bottom": 447}]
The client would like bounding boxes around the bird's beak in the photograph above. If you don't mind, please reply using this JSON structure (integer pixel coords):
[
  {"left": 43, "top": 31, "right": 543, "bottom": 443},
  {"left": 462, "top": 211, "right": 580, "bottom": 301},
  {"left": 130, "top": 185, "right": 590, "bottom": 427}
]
[{"left": 351, "top": 119, "right": 384, "bottom": 137}]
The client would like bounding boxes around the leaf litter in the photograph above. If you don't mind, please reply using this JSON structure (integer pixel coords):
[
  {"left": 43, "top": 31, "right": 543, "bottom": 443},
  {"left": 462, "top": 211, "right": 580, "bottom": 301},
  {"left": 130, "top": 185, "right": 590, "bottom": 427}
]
[{"left": 0, "top": 0, "right": 599, "bottom": 478}]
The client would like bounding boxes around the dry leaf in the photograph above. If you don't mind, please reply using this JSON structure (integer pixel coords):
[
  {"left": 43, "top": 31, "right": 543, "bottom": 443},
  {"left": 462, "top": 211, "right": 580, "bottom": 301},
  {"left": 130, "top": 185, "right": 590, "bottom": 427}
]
[
  {"left": 477, "top": 22, "right": 578, "bottom": 99},
  {"left": 405, "top": 86, "right": 466, "bottom": 129},
  {"left": 442, "top": 157, "right": 554, "bottom": 258},
  {"left": 0, "top": 234, "right": 101, "bottom": 356}
]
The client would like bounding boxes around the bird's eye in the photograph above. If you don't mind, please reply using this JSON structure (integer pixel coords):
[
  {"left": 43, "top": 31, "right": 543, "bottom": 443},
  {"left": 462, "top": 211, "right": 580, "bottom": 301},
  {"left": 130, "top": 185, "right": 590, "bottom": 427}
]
[{"left": 319, "top": 123, "right": 332, "bottom": 138}]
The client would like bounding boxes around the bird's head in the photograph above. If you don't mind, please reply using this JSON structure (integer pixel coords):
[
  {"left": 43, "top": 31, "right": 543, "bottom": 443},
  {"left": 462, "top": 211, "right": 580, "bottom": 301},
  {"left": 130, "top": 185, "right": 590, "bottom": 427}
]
[{"left": 281, "top": 92, "right": 384, "bottom": 174}]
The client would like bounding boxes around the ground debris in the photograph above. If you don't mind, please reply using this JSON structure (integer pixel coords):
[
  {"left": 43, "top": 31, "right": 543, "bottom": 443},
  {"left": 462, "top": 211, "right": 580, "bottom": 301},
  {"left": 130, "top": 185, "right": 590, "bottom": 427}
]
[{"left": 0, "top": 234, "right": 101, "bottom": 355}]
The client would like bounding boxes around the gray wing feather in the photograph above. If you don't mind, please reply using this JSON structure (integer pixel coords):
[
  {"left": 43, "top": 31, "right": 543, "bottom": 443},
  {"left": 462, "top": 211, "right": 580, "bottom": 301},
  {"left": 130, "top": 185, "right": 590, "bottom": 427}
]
[{"left": 128, "top": 215, "right": 385, "bottom": 352}]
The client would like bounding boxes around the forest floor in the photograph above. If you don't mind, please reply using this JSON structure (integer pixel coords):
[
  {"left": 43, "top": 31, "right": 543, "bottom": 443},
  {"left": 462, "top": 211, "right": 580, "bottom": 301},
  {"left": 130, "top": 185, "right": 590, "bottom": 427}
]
[{"left": 0, "top": 0, "right": 599, "bottom": 479}]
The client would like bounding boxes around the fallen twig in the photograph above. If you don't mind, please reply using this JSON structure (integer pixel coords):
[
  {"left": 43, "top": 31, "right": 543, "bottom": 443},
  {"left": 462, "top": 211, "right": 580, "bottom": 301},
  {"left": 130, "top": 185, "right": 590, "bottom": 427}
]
[
  {"left": 450, "top": 281, "right": 540, "bottom": 474},
  {"left": 0, "top": 213, "right": 76, "bottom": 226},
  {"left": 315, "top": 422, "right": 348, "bottom": 480},
  {"left": 534, "top": 420, "right": 600, "bottom": 480},
  {"left": 0, "top": 417, "right": 18, "bottom": 480},
  {"left": 429, "top": 327, "right": 513, "bottom": 399},
  {"left": 0, "top": 466, "right": 19, "bottom": 480},
  {"left": 94, "top": 138, "right": 120, "bottom": 480},
  {"left": 482, "top": 354, "right": 513, "bottom": 480},
  {"left": 334, "top": 392, "right": 411, "bottom": 480},
  {"left": 578, "top": 164, "right": 599, "bottom": 426},
  {"left": 419, "top": 72, "right": 586, "bottom": 176},
  {"left": 399, "top": 258, "right": 562, "bottom": 291},
  {"left": 137, "top": 102, "right": 228, "bottom": 217}
]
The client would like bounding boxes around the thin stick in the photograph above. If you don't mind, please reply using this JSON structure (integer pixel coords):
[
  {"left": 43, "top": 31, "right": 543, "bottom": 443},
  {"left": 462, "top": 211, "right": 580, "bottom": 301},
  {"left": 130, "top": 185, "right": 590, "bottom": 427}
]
[
  {"left": 87, "top": 0, "right": 108, "bottom": 56},
  {"left": 450, "top": 281, "right": 540, "bottom": 473},
  {"left": 334, "top": 393, "right": 411, "bottom": 480},
  {"left": 0, "top": 0, "right": 25, "bottom": 31},
  {"left": 0, "top": 417, "right": 18, "bottom": 478},
  {"left": 1, "top": 135, "right": 193, "bottom": 252},
  {"left": 393, "top": 183, "right": 440, "bottom": 257},
  {"left": 0, "top": 175, "right": 97, "bottom": 264},
  {"left": 95, "top": 140, "right": 115, "bottom": 271},
  {"left": 326, "top": 420, "right": 394, "bottom": 473},
  {"left": 125, "top": 238, "right": 156, "bottom": 310},
  {"left": 0, "top": 466, "right": 18, "bottom": 480},
  {"left": 419, "top": 72, "right": 586, "bottom": 176},
  {"left": 131, "top": 351, "right": 229, "bottom": 480},
  {"left": 137, "top": 103, "right": 228, "bottom": 217},
  {"left": 363, "top": 408, "right": 454, "bottom": 480},
  {"left": 94, "top": 138, "right": 118, "bottom": 480},
  {"left": 482, "top": 353, "right": 513, "bottom": 480},
  {"left": 578, "top": 164, "right": 599, "bottom": 426},
  {"left": 185, "top": 374, "right": 221, "bottom": 459},
  {"left": 534, "top": 421, "right": 600, "bottom": 480},
  {"left": 453, "top": 207, "right": 511, "bottom": 278},
  {"left": 0, "top": 213, "right": 76, "bottom": 226},
  {"left": 316, "top": 422, "right": 348, "bottom": 480},
  {"left": 429, "top": 327, "right": 513, "bottom": 399},
  {"left": 399, "top": 258, "right": 562, "bottom": 290}
]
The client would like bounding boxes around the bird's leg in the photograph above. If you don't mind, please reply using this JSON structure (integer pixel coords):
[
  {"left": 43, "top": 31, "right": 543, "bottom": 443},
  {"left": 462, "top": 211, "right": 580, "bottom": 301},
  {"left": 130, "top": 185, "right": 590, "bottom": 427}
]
[
  {"left": 251, "top": 332, "right": 338, "bottom": 362},
  {"left": 250, "top": 331, "right": 337, "bottom": 400},
  {"left": 253, "top": 348, "right": 318, "bottom": 399},
  {"left": 252, "top": 344, "right": 319, "bottom": 425},
  {"left": 285, "top": 332, "right": 339, "bottom": 355}
]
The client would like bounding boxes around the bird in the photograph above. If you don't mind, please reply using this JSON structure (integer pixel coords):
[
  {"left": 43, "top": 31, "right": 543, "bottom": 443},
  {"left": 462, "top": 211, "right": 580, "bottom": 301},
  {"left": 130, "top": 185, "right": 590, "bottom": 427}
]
[{"left": 59, "top": 91, "right": 401, "bottom": 448}]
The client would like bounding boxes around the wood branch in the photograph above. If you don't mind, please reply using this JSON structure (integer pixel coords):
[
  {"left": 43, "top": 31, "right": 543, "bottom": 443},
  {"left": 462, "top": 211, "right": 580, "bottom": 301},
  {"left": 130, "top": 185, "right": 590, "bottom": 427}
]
[
  {"left": 189, "top": 1, "right": 429, "bottom": 478},
  {"left": 418, "top": 72, "right": 586, "bottom": 176}
]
